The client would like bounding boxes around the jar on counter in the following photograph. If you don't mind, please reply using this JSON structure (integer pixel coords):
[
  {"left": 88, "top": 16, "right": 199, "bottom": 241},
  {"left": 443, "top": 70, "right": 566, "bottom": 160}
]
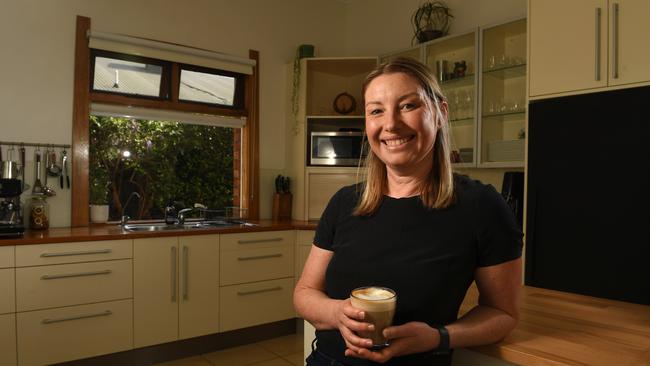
[{"left": 30, "top": 195, "right": 49, "bottom": 230}]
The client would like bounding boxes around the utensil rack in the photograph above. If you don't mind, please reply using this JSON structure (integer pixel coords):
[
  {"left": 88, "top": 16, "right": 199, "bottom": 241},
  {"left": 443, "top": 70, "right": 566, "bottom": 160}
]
[{"left": 0, "top": 141, "right": 71, "bottom": 149}]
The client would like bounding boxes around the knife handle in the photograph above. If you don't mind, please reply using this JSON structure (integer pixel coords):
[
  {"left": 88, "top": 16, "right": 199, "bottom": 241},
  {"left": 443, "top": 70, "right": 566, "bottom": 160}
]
[
  {"left": 60, "top": 175, "right": 64, "bottom": 189},
  {"left": 66, "top": 175, "right": 70, "bottom": 189}
]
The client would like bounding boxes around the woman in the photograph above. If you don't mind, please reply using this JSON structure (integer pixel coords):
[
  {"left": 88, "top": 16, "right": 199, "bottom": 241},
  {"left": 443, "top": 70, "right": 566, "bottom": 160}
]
[{"left": 294, "top": 57, "right": 522, "bottom": 366}]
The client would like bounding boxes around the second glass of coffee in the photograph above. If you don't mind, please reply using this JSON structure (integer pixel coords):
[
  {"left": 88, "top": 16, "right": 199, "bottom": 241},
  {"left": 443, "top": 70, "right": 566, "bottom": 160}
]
[{"left": 350, "top": 286, "right": 396, "bottom": 350}]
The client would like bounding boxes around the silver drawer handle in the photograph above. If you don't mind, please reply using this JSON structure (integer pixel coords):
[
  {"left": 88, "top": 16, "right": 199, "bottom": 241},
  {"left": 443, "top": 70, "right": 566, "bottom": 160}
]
[
  {"left": 237, "top": 238, "right": 283, "bottom": 244},
  {"left": 41, "top": 269, "right": 112, "bottom": 280},
  {"left": 237, "top": 286, "right": 282, "bottom": 296},
  {"left": 41, "top": 249, "right": 112, "bottom": 257},
  {"left": 42, "top": 310, "right": 112, "bottom": 324},
  {"left": 237, "top": 253, "right": 283, "bottom": 261},
  {"left": 595, "top": 7, "right": 601, "bottom": 81}
]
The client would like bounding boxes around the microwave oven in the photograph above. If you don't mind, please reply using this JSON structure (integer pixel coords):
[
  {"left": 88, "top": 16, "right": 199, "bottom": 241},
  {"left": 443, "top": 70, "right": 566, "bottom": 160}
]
[{"left": 310, "top": 131, "right": 367, "bottom": 166}]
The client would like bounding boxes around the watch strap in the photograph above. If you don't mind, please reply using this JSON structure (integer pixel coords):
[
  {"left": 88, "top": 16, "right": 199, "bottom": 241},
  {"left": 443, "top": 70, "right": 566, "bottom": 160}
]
[{"left": 433, "top": 325, "right": 450, "bottom": 355}]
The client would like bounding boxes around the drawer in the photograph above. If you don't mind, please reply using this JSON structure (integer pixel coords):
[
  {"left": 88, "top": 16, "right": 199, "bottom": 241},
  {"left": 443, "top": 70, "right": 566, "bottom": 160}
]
[
  {"left": 219, "top": 278, "right": 295, "bottom": 332},
  {"left": 16, "top": 259, "right": 132, "bottom": 312},
  {"left": 0, "top": 268, "right": 15, "bottom": 314},
  {"left": 220, "top": 230, "right": 294, "bottom": 251},
  {"left": 16, "top": 239, "right": 132, "bottom": 267},
  {"left": 0, "top": 313, "right": 16, "bottom": 366},
  {"left": 296, "top": 230, "right": 315, "bottom": 246},
  {"left": 0, "top": 246, "right": 14, "bottom": 268},
  {"left": 221, "top": 245, "right": 293, "bottom": 286},
  {"left": 17, "top": 299, "right": 132, "bottom": 366},
  {"left": 295, "top": 245, "right": 311, "bottom": 280}
]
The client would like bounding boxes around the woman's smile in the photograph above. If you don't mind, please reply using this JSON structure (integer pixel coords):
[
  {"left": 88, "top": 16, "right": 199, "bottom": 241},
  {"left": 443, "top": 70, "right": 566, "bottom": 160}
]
[{"left": 382, "top": 134, "right": 415, "bottom": 148}]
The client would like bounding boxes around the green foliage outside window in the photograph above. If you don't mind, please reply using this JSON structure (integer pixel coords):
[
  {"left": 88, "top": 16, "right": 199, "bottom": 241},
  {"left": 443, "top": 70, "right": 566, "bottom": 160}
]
[{"left": 89, "top": 115, "right": 234, "bottom": 221}]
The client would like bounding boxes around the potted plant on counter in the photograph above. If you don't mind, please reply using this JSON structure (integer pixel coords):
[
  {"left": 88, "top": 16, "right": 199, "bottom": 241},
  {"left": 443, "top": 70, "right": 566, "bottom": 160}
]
[{"left": 89, "top": 167, "right": 110, "bottom": 223}]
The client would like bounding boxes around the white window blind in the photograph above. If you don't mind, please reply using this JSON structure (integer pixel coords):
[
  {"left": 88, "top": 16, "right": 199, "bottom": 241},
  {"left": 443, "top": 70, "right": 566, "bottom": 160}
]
[
  {"left": 90, "top": 103, "right": 246, "bottom": 128},
  {"left": 87, "top": 30, "right": 255, "bottom": 75}
]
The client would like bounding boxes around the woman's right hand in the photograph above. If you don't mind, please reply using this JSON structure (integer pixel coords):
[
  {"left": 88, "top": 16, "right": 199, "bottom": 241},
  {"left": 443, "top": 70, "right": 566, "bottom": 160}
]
[{"left": 333, "top": 298, "right": 375, "bottom": 353}]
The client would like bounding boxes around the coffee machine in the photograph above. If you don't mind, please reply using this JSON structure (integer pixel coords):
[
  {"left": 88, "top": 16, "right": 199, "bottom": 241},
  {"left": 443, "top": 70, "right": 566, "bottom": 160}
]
[{"left": 0, "top": 178, "right": 25, "bottom": 238}]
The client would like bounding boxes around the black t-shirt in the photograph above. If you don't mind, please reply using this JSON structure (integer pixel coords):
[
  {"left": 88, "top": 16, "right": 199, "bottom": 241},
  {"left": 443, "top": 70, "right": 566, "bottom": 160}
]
[{"left": 312, "top": 174, "right": 523, "bottom": 366}]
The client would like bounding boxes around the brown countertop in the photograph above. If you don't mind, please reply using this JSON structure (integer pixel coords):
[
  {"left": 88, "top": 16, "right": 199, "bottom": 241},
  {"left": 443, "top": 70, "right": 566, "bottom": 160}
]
[
  {"left": 459, "top": 285, "right": 650, "bottom": 365},
  {"left": 0, "top": 220, "right": 318, "bottom": 246}
]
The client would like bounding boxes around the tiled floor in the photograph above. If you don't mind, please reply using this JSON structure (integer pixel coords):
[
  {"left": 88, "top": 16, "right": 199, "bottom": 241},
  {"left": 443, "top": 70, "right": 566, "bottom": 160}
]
[{"left": 154, "top": 334, "right": 305, "bottom": 366}]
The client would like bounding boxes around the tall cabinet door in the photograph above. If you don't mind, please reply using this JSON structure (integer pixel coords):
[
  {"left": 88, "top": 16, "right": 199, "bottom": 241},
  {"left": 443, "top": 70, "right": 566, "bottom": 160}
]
[
  {"left": 178, "top": 235, "right": 219, "bottom": 340},
  {"left": 608, "top": 0, "right": 650, "bottom": 86},
  {"left": 134, "top": 237, "right": 179, "bottom": 348},
  {"left": 529, "top": 0, "right": 607, "bottom": 96},
  {"left": 0, "top": 314, "right": 16, "bottom": 366}
]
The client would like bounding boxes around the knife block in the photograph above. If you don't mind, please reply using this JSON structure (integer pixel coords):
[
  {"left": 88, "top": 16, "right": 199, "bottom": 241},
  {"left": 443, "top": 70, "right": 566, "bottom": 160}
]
[{"left": 272, "top": 193, "right": 292, "bottom": 221}]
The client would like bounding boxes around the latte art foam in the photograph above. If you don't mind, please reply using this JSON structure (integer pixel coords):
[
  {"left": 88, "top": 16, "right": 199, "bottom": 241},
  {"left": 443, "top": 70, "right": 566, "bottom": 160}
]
[
  {"left": 351, "top": 287, "right": 396, "bottom": 312},
  {"left": 353, "top": 288, "right": 395, "bottom": 301}
]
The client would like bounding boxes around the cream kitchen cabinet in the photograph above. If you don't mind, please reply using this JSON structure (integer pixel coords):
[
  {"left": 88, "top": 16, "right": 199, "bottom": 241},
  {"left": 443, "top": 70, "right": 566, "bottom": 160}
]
[
  {"left": 14, "top": 240, "right": 133, "bottom": 366},
  {"left": 0, "top": 246, "right": 16, "bottom": 366},
  {"left": 219, "top": 231, "right": 295, "bottom": 331},
  {"left": 133, "top": 234, "right": 219, "bottom": 348},
  {"left": 295, "top": 230, "right": 315, "bottom": 281},
  {"left": 306, "top": 168, "right": 362, "bottom": 221},
  {"left": 17, "top": 299, "right": 132, "bottom": 366},
  {"left": 529, "top": 0, "right": 650, "bottom": 97},
  {"left": 0, "top": 313, "right": 16, "bottom": 366}
]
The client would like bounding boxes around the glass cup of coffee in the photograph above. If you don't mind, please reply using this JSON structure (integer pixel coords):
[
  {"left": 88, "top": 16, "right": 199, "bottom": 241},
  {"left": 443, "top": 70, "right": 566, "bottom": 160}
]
[{"left": 350, "top": 286, "right": 397, "bottom": 350}]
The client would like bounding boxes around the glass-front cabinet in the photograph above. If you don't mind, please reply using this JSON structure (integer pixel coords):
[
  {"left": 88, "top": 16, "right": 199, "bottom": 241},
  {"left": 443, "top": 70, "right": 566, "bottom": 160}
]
[
  {"left": 479, "top": 18, "right": 526, "bottom": 167},
  {"left": 424, "top": 30, "right": 478, "bottom": 167},
  {"left": 376, "top": 18, "right": 526, "bottom": 169}
]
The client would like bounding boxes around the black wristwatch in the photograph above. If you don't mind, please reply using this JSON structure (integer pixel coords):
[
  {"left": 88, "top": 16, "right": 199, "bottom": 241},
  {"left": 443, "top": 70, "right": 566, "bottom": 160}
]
[{"left": 432, "top": 325, "right": 450, "bottom": 355}]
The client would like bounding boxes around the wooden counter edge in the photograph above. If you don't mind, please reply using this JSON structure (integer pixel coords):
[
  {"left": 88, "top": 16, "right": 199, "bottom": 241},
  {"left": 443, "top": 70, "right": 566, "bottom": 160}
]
[{"left": 0, "top": 220, "right": 318, "bottom": 246}]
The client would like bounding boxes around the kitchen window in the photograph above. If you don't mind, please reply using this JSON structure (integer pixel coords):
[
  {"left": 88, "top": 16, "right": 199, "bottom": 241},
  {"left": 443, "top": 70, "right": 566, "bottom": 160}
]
[
  {"left": 71, "top": 16, "right": 260, "bottom": 225},
  {"left": 89, "top": 115, "right": 238, "bottom": 221}
]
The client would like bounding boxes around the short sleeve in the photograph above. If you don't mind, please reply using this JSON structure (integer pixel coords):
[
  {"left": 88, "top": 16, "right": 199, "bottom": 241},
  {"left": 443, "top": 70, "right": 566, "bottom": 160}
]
[
  {"left": 475, "top": 184, "right": 523, "bottom": 267},
  {"left": 313, "top": 187, "right": 344, "bottom": 251}
]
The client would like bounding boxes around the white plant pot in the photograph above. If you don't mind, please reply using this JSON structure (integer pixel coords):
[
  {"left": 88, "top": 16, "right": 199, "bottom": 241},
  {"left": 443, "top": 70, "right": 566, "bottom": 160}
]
[{"left": 90, "top": 205, "right": 109, "bottom": 223}]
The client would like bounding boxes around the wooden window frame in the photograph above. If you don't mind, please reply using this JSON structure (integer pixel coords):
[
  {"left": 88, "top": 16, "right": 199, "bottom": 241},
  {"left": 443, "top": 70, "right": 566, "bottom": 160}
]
[{"left": 71, "top": 16, "right": 260, "bottom": 225}]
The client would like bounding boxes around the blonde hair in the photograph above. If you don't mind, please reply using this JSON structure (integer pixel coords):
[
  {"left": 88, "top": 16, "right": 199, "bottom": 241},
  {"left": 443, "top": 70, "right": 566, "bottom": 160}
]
[{"left": 354, "top": 57, "right": 455, "bottom": 216}]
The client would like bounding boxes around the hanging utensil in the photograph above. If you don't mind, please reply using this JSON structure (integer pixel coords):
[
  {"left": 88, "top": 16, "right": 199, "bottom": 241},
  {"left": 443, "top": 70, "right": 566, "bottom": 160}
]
[
  {"left": 32, "top": 148, "right": 43, "bottom": 195},
  {"left": 61, "top": 149, "right": 69, "bottom": 189},
  {"left": 47, "top": 148, "right": 61, "bottom": 177},
  {"left": 41, "top": 147, "right": 56, "bottom": 197},
  {"left": 20, "top": 145, "right": 26, "bottom": 191}
]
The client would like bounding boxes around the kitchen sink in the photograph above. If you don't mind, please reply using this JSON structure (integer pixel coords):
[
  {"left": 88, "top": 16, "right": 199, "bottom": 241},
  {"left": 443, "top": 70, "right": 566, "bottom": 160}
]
[{"left": 122, "top": 220, "right": 254, "bottom": 232}]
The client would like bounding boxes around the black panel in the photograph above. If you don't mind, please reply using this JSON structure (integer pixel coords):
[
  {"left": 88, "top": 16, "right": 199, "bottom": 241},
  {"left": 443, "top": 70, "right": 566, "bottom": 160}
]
[{"left": 526, "top": 86, "right": 650, "bottom": 305}]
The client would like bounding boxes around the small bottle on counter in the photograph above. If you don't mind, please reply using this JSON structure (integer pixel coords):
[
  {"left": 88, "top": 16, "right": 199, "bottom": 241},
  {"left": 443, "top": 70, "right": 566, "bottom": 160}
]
[{"left": 29, "top": 195, "right": 50, "bottom": 230}]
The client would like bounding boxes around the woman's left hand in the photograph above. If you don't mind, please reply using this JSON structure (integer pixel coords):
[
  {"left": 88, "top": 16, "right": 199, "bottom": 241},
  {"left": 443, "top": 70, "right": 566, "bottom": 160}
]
[{"left": 344, "top": 321, "right": 439, "bottom": 363}]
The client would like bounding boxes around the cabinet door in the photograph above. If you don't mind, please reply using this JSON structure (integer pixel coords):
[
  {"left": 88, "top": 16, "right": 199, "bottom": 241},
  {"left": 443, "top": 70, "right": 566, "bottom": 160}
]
[
  {"left": 17, "top": 299, "right": 132, "bottom": 366},
  {"left": 529, "top": 0, "right": 607, "bottom": 96},
  {"left": 133, "top": 237, "right": 179, "bottom": 348},
  {"left": 178, "top": 235, "right": 219, "bottom": 340},
  {"left": 0, "top": 313, "right": 16, "bottom": 366},
  {"left": 0, "top": 246, "right": 14, "bottom": 268},
  {"left": 307, "top": 172, "right": 359, "bottom": 220},
  {"left": 0, "top": 269, "right": 14, "bottom": 315},
  {"left": 608, "top": 0, "right": 650, "bottom": 86},
  {"left": 220, "top": 278, "right": 295, "bottom": 332}
]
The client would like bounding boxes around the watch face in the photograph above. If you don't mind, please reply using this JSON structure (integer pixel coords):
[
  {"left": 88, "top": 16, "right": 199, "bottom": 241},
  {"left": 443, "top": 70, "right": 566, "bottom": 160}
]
[{"left": 333, "top": 92, "right": 356, "bottom": 115}]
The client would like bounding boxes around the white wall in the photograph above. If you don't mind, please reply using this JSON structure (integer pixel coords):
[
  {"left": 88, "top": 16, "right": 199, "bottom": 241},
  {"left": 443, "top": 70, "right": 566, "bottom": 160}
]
[
  {"left": 344, "top": 0, "right": 526, "bottom": 56},
  {"left": 0, "top": 0, "right": 348, "bottom": 226}
]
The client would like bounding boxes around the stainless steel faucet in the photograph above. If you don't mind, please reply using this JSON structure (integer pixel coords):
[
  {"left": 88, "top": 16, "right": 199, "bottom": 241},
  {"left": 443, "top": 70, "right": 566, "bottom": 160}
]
[
  {"left": 120, "top": 192, "right": 141, "bottom": 226},
  {"left": 177, "top": 207, "right": 195, "bottom": 224}
]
